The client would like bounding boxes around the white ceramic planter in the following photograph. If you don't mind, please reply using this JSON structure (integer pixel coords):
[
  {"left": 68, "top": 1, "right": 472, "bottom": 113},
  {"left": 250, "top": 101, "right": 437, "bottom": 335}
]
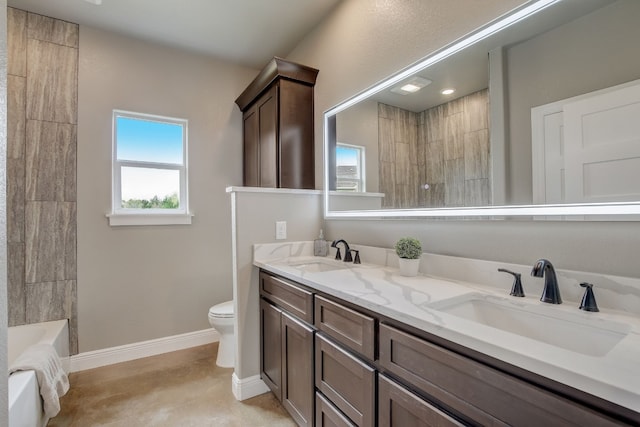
[{"left": 398, "top": 258, "right": 420, "bottom": 277}]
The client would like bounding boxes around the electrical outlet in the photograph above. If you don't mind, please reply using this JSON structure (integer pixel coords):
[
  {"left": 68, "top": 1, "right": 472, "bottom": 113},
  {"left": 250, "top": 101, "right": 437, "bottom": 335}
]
[{"left": 275, "top": 221, "right": 287, "bottom": 240}]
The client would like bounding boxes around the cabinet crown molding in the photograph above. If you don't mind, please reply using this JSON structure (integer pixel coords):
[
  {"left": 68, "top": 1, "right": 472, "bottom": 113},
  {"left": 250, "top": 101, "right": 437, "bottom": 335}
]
[{"left": 235, "top": 56, "right": 319, "bottom": 111}]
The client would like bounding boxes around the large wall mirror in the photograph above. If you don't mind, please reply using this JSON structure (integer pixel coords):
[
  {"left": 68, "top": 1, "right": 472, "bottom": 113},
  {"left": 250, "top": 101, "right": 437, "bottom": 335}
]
[{"left": 324, "top": 0, "right": 640, "bottom": 218}]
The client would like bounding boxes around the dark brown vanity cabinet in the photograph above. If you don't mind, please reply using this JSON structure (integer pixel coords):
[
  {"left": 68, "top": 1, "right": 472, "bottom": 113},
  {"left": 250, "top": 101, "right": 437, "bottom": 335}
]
[
  {"left": 260, "top": 272, "right": 315, "bottom": 427},
  {"left": 259, "top": 270, "right": 637, "bottom": 427},
  {"left": 236, "top": 57, "right": 318, "bottom": 189}
]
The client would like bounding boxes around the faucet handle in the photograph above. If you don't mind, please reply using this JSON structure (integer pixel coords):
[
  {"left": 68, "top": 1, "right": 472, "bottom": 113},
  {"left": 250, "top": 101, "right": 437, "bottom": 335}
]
[
  {"left": 334, "top": 247, "right": 342, "bottom": 261},
  {"left": 351, "top": 250, "right": 361, "bottom": 264},
  {"left": 498, "top": 268, "right": 525, "bottom": 297},
  {"left": 579, "top": 283, "right": 599, "bottom": 312}
]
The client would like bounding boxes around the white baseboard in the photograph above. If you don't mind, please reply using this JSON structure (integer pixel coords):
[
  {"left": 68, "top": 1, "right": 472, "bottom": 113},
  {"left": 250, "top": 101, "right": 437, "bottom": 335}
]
[
  {"left": 232, "top": 372, "right": 270, "bottom": 401},
  {"left": 70, "top": 328, "right": 220, "bottom": 372}
]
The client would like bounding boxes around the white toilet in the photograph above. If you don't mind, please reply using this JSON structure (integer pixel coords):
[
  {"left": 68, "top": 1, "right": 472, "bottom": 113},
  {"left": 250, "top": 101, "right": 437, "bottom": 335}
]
[{"left": 208, "top": 300, "right": 235, "bottom": 368}]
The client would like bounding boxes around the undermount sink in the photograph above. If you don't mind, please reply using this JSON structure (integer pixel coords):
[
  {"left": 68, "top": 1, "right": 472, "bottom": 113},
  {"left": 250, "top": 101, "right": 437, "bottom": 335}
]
[
  {"left": 431, "top": 294, "right": 630, "bottom": 357},
  {"left": 288, "top": 259, "right": 349, "bottom": 273}
]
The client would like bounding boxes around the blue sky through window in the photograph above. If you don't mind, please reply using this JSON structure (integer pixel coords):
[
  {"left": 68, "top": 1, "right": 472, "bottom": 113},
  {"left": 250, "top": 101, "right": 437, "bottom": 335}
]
[
  {"left": 116, "top": 117, "right": 183, "bottom": 164},
  {"left": 336, "top": 145, "right": 358, "bottom": 166}
]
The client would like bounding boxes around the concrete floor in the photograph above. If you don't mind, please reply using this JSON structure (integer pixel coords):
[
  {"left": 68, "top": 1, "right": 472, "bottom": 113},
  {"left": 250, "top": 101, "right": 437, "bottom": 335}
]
[{"left": 48, "top": 343, "right": 296, "bottom": 426}]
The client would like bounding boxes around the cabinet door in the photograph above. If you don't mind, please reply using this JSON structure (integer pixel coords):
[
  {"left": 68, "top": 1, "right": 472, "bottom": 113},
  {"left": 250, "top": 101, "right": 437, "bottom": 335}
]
[
  {"left": 242, "top": 106, "right": 259, "bottom": 187},
  {"left": 378, "top": 374, "right": 464, "bottom": 427},
  {"left": 260, "top": 298, "right": 282, "bottom": 401},
  {"left": 282, "top": 312, "right": 315, "bottom": 427},
  {"left": 279, "top": 79, "right": 315, "bottom": 189},
  {"left": 258, "top": 85, "right": 278, "bottom": 188}
]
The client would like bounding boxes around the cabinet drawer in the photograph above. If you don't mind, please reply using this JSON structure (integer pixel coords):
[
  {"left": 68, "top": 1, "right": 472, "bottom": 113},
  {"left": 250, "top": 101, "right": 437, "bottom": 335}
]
[
  {"left": 315, "top": 295, "right": 375, "bottom": 360},
  {"left": 316, "top": 392, "right": 357, "bottom": 427},
  {"left": 380, "top": 323, "right": 621, "bottom": 427},
  {"left": 378, "top": 374, "right": 464, "bottom": 427},
  {"left": 315, "top": 334, "right": 376, "bottom": 427},
  {"left": 260, "top": 271, "right": 313, "bottom": 323}
]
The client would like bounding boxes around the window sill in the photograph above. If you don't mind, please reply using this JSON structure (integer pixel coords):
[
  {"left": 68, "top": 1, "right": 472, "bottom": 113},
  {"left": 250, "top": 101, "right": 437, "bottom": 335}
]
[{"left": 107, "top": 212, "right": 194, "bottom": 226}]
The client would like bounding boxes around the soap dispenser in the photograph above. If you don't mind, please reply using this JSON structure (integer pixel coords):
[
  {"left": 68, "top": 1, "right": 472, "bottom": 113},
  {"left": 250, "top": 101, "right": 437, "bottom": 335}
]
[{"left": 314, "top": 230, "right": 328, "bottom": 257}]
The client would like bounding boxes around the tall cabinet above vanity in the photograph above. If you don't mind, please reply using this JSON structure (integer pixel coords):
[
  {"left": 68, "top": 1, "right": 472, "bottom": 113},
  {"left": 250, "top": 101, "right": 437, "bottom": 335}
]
[{"left": 235, "top": 57, "right": 318, "bottom": 189}]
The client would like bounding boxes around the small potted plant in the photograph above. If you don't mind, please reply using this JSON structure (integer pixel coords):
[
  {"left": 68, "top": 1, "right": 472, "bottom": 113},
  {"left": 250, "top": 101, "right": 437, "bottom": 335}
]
[{"left": 395, "top": 237, "right": 422, "bottom": 277}]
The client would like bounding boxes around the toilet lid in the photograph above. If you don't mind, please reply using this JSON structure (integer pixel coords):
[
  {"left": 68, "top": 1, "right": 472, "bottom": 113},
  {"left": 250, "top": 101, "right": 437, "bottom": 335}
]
[{"left": 209, "top": 300, "right": 234, "bottom": 318}]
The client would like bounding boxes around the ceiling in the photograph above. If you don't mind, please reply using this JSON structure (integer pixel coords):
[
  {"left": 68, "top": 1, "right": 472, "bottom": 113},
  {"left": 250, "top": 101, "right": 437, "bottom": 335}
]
[{"left": 6, "top": 0, "right": 341, "bottom": 68}]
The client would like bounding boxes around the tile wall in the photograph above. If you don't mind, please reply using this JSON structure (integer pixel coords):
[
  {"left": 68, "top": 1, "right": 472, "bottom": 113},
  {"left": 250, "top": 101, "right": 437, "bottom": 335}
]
[
  {"left": 378, "top": 89, "right": 490, "bottom": 208},
  {"left": 7, "top": 8, "right": 78, "bottom": 353}
]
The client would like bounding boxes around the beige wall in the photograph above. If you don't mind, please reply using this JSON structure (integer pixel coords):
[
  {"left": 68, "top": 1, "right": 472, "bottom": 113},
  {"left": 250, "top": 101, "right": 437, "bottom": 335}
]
[
  {"left": 286, "top": 0, "right": 640, "bottom": 279},
  {"left": 287, "top": 0, "right": 526, "bottom": 186},
  {"left": 77, "top": 26, "right": 256, "bottom": 352},
  {"left": 232, "top": 190, "right": 322, "bottom": 380}
]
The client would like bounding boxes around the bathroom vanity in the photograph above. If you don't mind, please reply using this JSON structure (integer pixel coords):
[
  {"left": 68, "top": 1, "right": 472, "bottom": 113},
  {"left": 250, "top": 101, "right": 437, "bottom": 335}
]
[{"left": 254, "top": 243, "right": 640, "bottom": 426}]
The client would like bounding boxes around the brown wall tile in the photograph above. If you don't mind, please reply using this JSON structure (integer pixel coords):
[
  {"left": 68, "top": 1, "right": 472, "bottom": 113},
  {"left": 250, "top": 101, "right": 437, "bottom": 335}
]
[
  {"left": 25, "top": 280, "right": 76, "bottom": 324},
  {"left": 26, "top": 121, "right": 77, "bottom": 202},
  {"left": 444, "top": 112, "right": 464, "bottom": 160},
  {"left": 25, "top": 201, "right": 57, "bottom": 283},
  {"left": 464, "top": 129, "right": 490, "bottom": 180},
  {"left": 378, "top": 117, "right": 395, "bottom": 162},
  {"left": 27, "top": 12, "right": 79, "bottom": 48},
  {"left": 444, "top": 158, "right": 465, "bottom": 206},
  {"left": 425, "top": 141, "right": 444, "bottom": 184},
  {"left": 8, "top": 8, "right": 27, "bottom": 77},
  {"left": 425, "top": 106, "right": 444, "bottom": 142},
  {"left": 464, "top": 89, "right": 489, "bottom": 132},
  {"left": 8, "top": 243, "right": 26, "bottom": 326},
  {"left": 7, "top": 159, "right": 25, "bottom": 243},
  {"left": 8, "top": 75, "right": 26, "bottom": 159},
  {"left": 9, "top": 8, "right": 79, "bottom": 354},
  {"left": 26, "top": 39, "right": 78, "bottom": 124},
  {"left": 56, "top": 203, "right": 77, "bottom": 281},
  {"left": 465, "top": 179, "right": 491, "bottom": 206}
]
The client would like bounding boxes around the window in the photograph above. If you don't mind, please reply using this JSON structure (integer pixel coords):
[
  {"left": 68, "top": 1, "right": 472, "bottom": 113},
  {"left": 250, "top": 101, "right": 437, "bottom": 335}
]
[
  {"left": 336, "top": 143, "right": 365, "bottom": 192},
  {"left": 109, "top": 110, "right": 191, "bottom": 226}
]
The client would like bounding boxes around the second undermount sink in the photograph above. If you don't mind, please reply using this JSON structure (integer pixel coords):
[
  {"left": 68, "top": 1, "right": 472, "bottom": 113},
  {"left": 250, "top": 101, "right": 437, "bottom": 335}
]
[
  {"left": 430, "top": 294, "right": 630, "bottom": 357},
  {"left": 288, "top": 259, "right": 349, "bottom": 273}
]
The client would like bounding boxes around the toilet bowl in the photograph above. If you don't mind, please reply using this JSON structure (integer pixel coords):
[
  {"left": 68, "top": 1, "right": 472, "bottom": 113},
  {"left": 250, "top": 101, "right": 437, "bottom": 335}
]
[{"left": 208, "top": 301, "right": 235, "bottom": 368}]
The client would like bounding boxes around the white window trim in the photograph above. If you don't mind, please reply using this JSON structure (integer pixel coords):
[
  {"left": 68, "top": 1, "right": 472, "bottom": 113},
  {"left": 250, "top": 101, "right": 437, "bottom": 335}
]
[
  {"left": 336, "top": 142, "right": 366, "bottom": 192},
  {"left": 109, "top": 110, "right": 193, "bottom": 226}
]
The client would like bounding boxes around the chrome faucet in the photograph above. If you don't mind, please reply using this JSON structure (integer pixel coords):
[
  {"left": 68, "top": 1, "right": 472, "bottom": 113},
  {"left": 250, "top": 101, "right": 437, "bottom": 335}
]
[
  {"left": 531, "top": 259, "right": 562, "bottom": 304},
  {"left": 331, "top": 239, "right": 352, "bottom": 262}
]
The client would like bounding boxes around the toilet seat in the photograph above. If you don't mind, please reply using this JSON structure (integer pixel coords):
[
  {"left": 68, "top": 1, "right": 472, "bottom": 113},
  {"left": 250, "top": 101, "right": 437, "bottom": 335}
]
[{"left": 209, "top": 301, "right": 234, "bottom": 318}]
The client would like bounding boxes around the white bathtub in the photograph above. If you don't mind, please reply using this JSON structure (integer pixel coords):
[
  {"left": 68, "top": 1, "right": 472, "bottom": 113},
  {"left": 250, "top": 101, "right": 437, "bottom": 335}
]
[{"left": 8, "top": 320, "right": 70, "bottom": 427}]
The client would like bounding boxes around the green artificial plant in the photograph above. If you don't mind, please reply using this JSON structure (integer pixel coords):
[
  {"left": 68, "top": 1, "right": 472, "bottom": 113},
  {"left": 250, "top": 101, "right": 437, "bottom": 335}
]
[{"left": 394, "top": 237, "right": 422, "bottom": 260}]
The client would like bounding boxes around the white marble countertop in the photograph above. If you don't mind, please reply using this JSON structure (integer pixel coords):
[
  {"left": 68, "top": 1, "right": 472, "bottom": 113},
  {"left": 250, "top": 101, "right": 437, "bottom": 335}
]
[{"left": 253, "top": 242, "right": 640, "bottom": 414}]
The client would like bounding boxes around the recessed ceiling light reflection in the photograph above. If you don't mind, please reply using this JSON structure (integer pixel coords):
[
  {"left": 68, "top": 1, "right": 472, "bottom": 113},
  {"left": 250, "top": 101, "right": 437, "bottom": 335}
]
[{"left": 441, "top": 88, "right": 455, "bottom": 95}]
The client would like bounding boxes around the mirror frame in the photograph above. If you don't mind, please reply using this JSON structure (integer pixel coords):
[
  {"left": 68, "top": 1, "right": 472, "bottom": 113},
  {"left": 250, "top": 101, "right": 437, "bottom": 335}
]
[{"left": 323, "top": 0, "right": 640, "bottom": 219}]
